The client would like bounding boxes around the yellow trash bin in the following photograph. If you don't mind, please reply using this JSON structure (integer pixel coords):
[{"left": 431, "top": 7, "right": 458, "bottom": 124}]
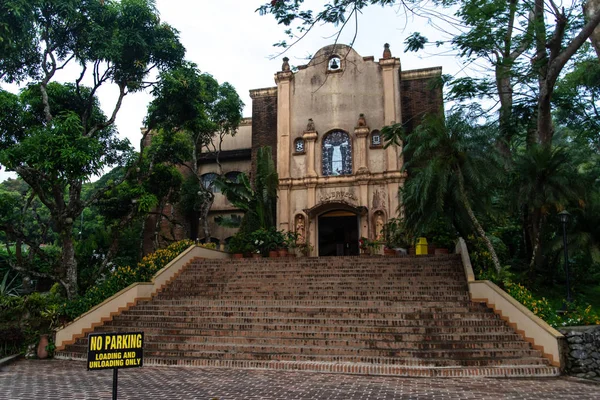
[{"left": 416, "top": 237, "right": 428, "bottom": 255}]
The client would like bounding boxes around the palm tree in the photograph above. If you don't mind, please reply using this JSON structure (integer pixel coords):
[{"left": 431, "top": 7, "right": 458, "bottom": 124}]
[
  {"left": 384, "top": 111, "right": 504, "bottom": 273},
  {"left": 511, "top": 145, "right": 584, "bottom": 272},
  {"left": 214, "top": 146, "right": 278, "bottom": 232}
]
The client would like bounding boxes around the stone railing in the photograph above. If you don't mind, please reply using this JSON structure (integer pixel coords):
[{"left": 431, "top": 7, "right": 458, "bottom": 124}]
[{"left": 559, "top": 326, "right": 600, "bottom": 379}]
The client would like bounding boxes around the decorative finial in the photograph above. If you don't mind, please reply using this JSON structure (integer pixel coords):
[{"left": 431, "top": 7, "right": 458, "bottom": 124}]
[
  {"left": 282, "top": 57, "right": 290, "bottom": 72},
  {"left": 357, "top": 114, "right": 366, "bottom": 127},
  {"left": 383, "top": 43, "right": 391, "bottom": 59},
  {"left": 306, "top": 118, "right": 316, "bottom": 131}
]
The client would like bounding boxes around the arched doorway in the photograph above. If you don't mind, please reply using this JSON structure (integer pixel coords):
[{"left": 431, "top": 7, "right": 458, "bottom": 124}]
[{"left": 318, "top": 210, "right": 359, "bottom": 256}]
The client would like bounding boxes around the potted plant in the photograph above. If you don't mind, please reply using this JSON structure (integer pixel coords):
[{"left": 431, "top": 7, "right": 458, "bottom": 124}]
[
  {"left": 228, "top": 234, "right": 248, "bottom": 259},
  {"left": 296, "top": 240, "right": 313, "bottom": 257},
  {"left": 359, "top": 237, "right": 370, "bottom": 255},
  {"left": 38, "top": 304, "right": 60, "bottom": 359},
  {"left": 382, "top": 218, "right": 411, "bottom": 255},
  {"left": 264, "top": 227, "right": 284, "bottom": 257},
  {"left": 284, "top": 231, "right": 299, "bottom": 257},
  {"left": 428, "top": 217, "right": 457, "bottom": 254}
]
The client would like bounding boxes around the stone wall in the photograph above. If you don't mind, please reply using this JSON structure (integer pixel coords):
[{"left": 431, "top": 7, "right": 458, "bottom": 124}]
[
  {"left": 250, "top": 89, "right": 278, "bottom": 178},
  {"left": 400, "top": 68, "right": 443, "bottom": 134},
  {"left": 559, "top": 326, "right": 600, "bottom": 378}
]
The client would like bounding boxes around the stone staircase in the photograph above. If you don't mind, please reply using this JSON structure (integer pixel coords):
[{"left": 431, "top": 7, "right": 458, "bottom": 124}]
[{"left": 57, "top": 255, "right": 560, "bottom": 377}]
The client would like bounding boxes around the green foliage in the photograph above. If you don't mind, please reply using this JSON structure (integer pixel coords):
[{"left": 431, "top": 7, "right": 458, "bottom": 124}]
[
  {"left": 215, "top": 146, "right": 279, "bottom": 235},
  {"left": 62, "top": 239, "right": 193, "bottom": 320},
  {"left": 250, "top": 227, "right": 285, "bottom": 254},
  {"left": 503, "top": 281, "right": 600, "bottom": 328},
  {"left": 226, "top": 233, "right": 253, "bottom": 255},
  {"left": 0, "top": 270, "right": 21, "bottom": 297},
  {"left": 0, "top": 284, "right": 66, "bottom": 357},
  {"left": 382, "top": 218, "right": 411, "bottom": 248}
]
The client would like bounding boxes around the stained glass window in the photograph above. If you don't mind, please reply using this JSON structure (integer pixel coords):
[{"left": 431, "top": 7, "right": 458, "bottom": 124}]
[
  {"left": 294, "top": 138, "right": 305, "bottom": 153},
  {"left": 322, "top": 131, "right": 352, "bottom": 176},
  {"left": 225, "top": 171, "right": 241, "bottom": 182},
  {"left": 371, "top": 130, "right": 382, "bottom": 147}
]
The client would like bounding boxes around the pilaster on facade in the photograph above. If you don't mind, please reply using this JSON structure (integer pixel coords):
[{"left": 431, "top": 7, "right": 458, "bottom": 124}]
[
  {"left": 303, "top": 130, "right": 318, "bottom": 177},
  {"left": 379, "top": 56, "right": 402, "bottom": 173},
  {"left": 275, "top": 68, "right": 294, "bottom": 181},
  {"left": 354, "top": 125, "right": 370, "bottom": 175}
]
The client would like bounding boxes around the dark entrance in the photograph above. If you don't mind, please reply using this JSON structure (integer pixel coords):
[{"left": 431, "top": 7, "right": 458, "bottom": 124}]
[{"left": 318, "top": 211, "right": 359, "bottom": 256}]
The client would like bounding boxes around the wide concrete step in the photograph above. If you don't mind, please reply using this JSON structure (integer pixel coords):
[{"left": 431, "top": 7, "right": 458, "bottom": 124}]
[
  {"left": 130, "top": 304, "right": 485, "bottom": 313},
  {"left": 113, "top": 312, "right": 501, "bottom": 323},
  {"left": 140, "top": 299, "right": 475, "bottom": 308},
  {"left": 102, "top": 319, "right": 510, "bottom": 332},
  {"left": 57, "top": 352, "right": 558, "bottom": 378}
]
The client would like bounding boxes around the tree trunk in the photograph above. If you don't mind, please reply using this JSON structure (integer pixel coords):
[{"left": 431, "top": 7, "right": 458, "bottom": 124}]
[
  {"left": 585, "top": 0, "right": 600, "bottom": 60},
  {"left": 495, "top": 64, "right": 514, "bottom": 159},
  {"left": 60, "top": 226, "right": 78, "bottom": 299},
  {"left": 456, "top": 166, "right": 502, "bottom": 274}
]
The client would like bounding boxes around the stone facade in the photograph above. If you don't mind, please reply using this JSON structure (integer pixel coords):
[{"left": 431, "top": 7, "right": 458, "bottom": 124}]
[
  {"left": 559, "top": 326, "right": 600, "bottom": 379},
  {"left": 265, "top": 44, "right": 442, "bottom": 256}
]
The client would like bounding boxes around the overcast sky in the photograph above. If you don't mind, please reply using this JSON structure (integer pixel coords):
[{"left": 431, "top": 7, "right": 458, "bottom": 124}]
[{"left": 1, "top": 0, "right": 467, "bottom": 182}]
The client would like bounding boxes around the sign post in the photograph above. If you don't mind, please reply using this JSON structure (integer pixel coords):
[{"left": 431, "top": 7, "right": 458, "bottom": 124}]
[{"left": 87, "top": 332, "right": 144, "bottom": 400}]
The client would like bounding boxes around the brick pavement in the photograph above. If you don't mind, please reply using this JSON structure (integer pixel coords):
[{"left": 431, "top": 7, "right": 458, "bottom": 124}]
[{"left": 1, "top": 360, "right": 598, "bottom": 400}]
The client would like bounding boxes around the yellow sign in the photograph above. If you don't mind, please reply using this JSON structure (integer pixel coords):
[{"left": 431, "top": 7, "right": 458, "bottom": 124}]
[{"left": 87, "top": 332, "right": 144, "bottom": 370}]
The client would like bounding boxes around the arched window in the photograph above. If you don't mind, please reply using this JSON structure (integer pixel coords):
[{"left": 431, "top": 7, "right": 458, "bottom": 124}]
[
  {"left": 294, "top": 138, "right": 305, "bottom": 154},
  {"left": 370, "top": 130, "right": 382, "bottom": 147},
  {"left": 322, "top": 131, "right": 352, "bottom": 176},
  {"left": 225, "top": 171, "right": 242, "bottom": 182},
  {"left": 201, "top": 173, "right": 219, "bottom": 193}
]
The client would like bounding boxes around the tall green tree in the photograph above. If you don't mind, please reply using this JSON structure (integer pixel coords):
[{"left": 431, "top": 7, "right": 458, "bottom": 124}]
[
  {"left": 145, "top": 63, "right": 244, "bottom": 243},
  {"left": 384, "top": 111, "right": 504, "bottom": 273},
  {"left": 0, "top": 0, "right": 184, "bottom": 299}
]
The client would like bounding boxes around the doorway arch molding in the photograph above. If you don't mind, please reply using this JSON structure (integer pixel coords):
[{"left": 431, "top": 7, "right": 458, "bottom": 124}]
[{"left": 304, "top": 200, "right": 367, "bottom": 219}]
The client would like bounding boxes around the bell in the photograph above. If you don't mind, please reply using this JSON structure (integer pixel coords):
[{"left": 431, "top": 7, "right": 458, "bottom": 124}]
[{"left": 329, "top": 58, "right": 339, "bottom": 70}]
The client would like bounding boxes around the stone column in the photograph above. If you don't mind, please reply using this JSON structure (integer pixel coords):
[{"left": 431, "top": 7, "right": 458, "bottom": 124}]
[
  {"left": 303, "top": 129, "right": 318, "bottom": 178},
  {"left": 275, "top": 58, "right": 294, "bottom": 180},
  {"left": 354, "top": 114, "right": 370, "bottom": 175}
]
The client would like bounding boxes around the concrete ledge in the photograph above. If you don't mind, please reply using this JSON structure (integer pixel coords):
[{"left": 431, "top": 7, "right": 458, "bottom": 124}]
[
  {"left": 0, "top": 354, "right": 21, "bottom": 369},
  {"left": 456, "top": 237, "right": 564, "bottom": 368},
  {"left": 55, "top": 245, "right": 230, "bottom": 351},
  {"left": 455, "top": 238, "right": 475, "bottom": 283}
]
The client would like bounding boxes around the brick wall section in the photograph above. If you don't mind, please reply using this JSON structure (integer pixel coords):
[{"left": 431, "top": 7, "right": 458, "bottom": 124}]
[
  {"left": 400, "top": 69, "right": 444, "bottom": 134},
  {"left": 250, "top": 91, "right": 278, "bottom": 178}
]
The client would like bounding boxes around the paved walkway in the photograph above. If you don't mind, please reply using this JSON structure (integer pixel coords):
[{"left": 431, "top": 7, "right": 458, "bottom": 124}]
[{"left": 1, "top": 360, "right": 599, "bottom": 399}]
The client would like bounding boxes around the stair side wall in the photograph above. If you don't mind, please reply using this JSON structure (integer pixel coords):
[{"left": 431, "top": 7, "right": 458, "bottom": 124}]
[
  {"left": 456, "top": 238, "right": 566, "bottom": 368},
  {"left": 55, "top": 246, "right": 230, "bottom": 350}
]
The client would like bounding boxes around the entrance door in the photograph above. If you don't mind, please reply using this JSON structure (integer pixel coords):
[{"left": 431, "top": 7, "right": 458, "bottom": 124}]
[{"left": 318, "top": 211, "right": 359, "bottom": 256}]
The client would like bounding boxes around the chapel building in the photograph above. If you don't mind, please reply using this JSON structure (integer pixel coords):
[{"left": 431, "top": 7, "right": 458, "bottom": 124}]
[{"left": 144, "top": 44, "right": 442, "bottom": 256}]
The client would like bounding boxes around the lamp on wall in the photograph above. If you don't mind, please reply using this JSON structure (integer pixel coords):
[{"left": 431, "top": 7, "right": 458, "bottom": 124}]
[{"left": 558, "top": 210, "right": 572, "bottom": 305}]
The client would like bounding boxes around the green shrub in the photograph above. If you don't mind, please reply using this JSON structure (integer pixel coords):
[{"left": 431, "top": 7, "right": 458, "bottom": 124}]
[{"left": 62, "top": 239, "right": 193, "bottom": 320}]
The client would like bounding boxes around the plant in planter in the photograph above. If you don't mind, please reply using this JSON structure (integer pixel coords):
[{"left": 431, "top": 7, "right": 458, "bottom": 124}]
[
  {"left": 427, "top": 217, "right": 458, "bottom": 254},
  {"left": 296, "top": 240, "right": 313, "bottom": 257},
  {"left": 359, "top": 237, "right": 370, "bottom": 255},
  {"left": 284, "top": 231, "right": 299, "bottom": 256},
  {"left": 382, "top": 218, "right": 412, "bottom": 255},
  {"left": 228, "top": 234, "right": 250, "bottom": 258}
]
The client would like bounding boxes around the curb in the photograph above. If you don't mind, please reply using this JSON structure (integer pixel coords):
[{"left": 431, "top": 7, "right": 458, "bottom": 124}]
[{"left": 0, "top": 354, "right": 21, "bottom": 369}]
